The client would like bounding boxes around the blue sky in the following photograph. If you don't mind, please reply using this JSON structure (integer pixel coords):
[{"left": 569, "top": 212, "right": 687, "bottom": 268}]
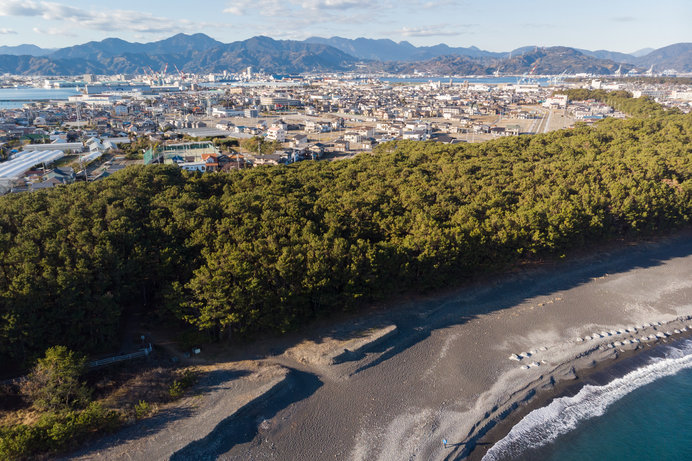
[{"left": 0, "top": 0, "right": 689, "bottom": 53}]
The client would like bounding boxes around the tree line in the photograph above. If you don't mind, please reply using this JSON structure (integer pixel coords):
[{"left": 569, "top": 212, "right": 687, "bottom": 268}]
[{"left": 0, "top": 92, "right": 691, "bottom": 368}]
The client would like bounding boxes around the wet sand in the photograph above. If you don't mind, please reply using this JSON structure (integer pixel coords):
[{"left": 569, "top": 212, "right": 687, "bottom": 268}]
[
  {"left": 67, "top": 231, "right": 692, "bottom": 460},
  {"left": 470, "top": 334, "right": 692, "bottom": 461}
]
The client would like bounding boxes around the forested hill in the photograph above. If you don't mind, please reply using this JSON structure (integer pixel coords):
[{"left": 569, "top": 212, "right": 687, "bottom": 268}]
[{"left": 1, "top": 94, "right": 691, "bottom": 368}]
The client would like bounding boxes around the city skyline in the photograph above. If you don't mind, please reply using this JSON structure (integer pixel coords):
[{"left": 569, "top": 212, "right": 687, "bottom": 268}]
[{"left": 0, "top": 0, "right": 689, "bottom": 53}]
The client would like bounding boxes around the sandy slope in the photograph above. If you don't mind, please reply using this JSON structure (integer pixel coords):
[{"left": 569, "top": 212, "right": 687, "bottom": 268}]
[{"left": 65, "top": 232, "right": 692, "bottom": 460}]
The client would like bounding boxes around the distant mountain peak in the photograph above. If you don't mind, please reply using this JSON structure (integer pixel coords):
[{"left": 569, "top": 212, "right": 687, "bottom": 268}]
[
  {"left": 0, "top": 34, "right": 689, "bottom": 76},
  {"left": 631, "top": 47, "right": 655, "bottom": 58},
  {"left": 0, "top": 44, "right": 54, "bottom": 57},
  {"left": 303, "top": 36, "right": 503, "bottom": 61}
]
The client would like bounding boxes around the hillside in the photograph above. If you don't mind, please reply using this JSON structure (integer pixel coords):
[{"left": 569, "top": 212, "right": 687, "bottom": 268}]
[
  {"left": 384, "top": 47, "right": 636, "bottom": 75},
  {"left": 304, "top": 36, "right": 503, "bottom": 61},
  {"left": 50, "top": 33, "right": 223, "bottom": 60},
  {"left": 0, "top": 44, "right": 54, "bottom": 56},
  {"left": 189, "top": 36, "right": 358, "bottom": 73},
  {"left": 0, "top": 36, "right": 358, "bottom": 75},
  {"left": 0, "top": 34, "right": 689, "bottom": 75},
  {"left": 498, "top": 46, "right": 635, "bottom": 74},
  {"left": 636, "top": 43, "right": 692, "bottom": 72}
]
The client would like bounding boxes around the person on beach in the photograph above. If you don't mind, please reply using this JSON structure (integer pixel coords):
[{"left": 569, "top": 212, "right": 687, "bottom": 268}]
[{"left": 443, "top": 438, "right": 448, "bottom": 448}]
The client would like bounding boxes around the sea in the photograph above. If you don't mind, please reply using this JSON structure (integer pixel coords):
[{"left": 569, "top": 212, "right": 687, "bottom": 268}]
[
  {"left": 482, "top": 339, "right": 692, "bottom": 461},
  {"left": 0, "top": 87, "right": 80, "bottom": 109}
]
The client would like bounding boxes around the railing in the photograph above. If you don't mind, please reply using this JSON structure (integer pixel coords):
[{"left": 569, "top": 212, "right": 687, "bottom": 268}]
[
  {"left": 0, "top": 344, "right": 153, "bottom": 386},
  {"left": 88, "top": 344, "right": 153, "bottom": 368}
]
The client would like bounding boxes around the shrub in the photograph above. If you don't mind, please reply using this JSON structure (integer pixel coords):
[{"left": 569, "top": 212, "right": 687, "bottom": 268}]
[
  {"left": 21, "top": 346, "right": 91, "bottom": 412},
  {"left": 0, "top": 424, "right": 47, "bottom": 460},
  {"left": 168, "top": 369, "right": 197, "bottom": 399},
  {"left": 134, "top": 400, "right": 151, "bottom": 419},
  {"left": 0, "top": 403, "right": 120, "bottom": 460}
]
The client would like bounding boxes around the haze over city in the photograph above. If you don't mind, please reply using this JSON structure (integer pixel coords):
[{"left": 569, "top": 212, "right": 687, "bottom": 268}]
[{"left": 0, "top": 0, "right": 690, "bottom": 52}]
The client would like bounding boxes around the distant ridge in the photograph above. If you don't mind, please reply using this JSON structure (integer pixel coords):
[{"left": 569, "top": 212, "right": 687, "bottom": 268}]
[
  {"left": 304, "top": 36, "right": 503, "bottom": 61},
  {"left": 0, "top": 34, "right": 689, "bottom": 75},
  {"left": 635, "top": 43, "right": 692, "bottom": 72},
  {"left": 631, "top": 48, "right": 655, "bottom": 58},
  {"left": 0, "top": 35, "right": 358, "bottom": 75},
  {"left": 0, "top": 44, "right": 55, "bottom": 57},
  {"left": 383, "top": 46, "right": 635, "bottom": 76},
  {"left": 49, "top": 33, "right": 224, "bottom": 59}
]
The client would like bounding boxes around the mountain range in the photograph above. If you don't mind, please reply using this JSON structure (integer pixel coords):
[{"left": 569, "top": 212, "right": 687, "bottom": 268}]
[
  {"left": 381, "top": 47, "right": 636, "bottom": 76},
  {"left": 304, "top": 36, "right": 505, "bottom": 61},
  {"left": 0, "top": 34, "right": 689, "bottom": 76}
]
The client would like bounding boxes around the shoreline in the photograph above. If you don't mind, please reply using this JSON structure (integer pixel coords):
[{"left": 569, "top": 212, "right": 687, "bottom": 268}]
[
  {"left": 465, "top": 328, "right": 692, "bottom": 461},
  {"left": 411, "top": 229, "right": 692, "bottom": 461},
  {"left": 63, "top": 229, "right": 692, "bottom": 460}
]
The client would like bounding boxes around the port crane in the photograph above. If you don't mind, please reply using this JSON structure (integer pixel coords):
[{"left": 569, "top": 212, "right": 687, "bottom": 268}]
[
  {"left": 549, "top": 69, "right": 568, "bottom": 85},
  {"left": 518, "top": 63, "right": 539, "bottom": 84},
  {"left": 174, "top": 64, "right": 186, "bottom": 80}
]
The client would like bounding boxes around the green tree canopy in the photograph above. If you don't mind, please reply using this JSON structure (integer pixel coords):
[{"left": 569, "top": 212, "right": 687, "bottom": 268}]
[
  {"left": 20, "top": 346, "right": 91, "bottom": 412},
  {"left": 0, "top": 92, "right": 690, "bottom": 364}
]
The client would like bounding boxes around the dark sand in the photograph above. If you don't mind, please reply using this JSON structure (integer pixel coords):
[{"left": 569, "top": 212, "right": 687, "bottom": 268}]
[{"left": 66, "top": 232, "right": 692, "bottom": 461}]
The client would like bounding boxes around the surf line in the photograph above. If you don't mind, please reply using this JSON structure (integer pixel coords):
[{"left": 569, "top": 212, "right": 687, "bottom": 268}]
[{"left": 482, "top": 339, "right": 692, "bottom": 461}]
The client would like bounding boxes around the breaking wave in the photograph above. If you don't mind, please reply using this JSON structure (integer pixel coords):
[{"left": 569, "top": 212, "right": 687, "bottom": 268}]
[{"left": 482, "top": 340, "right": 692, "bottom": 461}]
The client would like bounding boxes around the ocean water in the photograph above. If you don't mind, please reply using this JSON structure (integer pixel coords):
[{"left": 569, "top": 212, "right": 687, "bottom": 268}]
[
  {"left": 482, "top": 339, "right": 692, "bottom": 461},
  {"left": 0, "top": 87, "right": 80, "bottom": 109}
]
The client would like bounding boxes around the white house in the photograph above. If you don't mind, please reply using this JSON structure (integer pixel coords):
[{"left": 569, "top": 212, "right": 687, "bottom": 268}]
[
  {"left": 291, "top": 134, "right": 308, "bottom": 148},
  {"left": 266, "top": 126, "right": 286, "bottom": 142},
  {"left": 402, "top": 130, "right": 429, "bottom": 141}
]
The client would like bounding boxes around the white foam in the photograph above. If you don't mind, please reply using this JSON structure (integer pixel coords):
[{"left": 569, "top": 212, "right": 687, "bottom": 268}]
[{"left": 482, "top": 340, "right": 692, "bottom": 461}]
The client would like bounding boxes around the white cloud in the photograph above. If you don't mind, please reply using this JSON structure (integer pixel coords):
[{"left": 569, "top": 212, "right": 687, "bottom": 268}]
[
  {"left": 223, "top": 5, "right": 245, "bottom": 15},
  {"left": 399, "top": 23, "right": 475, "bottom": 38},
  {"left": 33, "top": 26, "right": 76, "bottom": 37},
  {"left": 224, "top": 0, "right": 386, "bottom": 18},
  {"left": 401, "top": 26, "right": 458, "bottom": 37},
  {"left": 421, "top": 0, "right": 466, "bottom": 8},
  {"left": 0, "top": 27, "right": 17, "bottom": 34},
  {"left": 221, "top": 0, "right": 473, "bottom": 42},
  {"left": 300, "top": 0, "right": 373, "bottom": 10},
  {"left": 0, "top": 0, "right": 228, "bottom": 35},
  {"left": 0, "top": 0, "right": 42, "bottom": 16}
]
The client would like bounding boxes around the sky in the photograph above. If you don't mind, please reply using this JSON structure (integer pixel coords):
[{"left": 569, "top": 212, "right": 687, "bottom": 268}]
[{"left": 0, "top": 0, "right": 689, "bottom": 53}]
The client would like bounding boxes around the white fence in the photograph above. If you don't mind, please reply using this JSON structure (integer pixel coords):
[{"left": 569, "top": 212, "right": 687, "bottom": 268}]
[
  {"left": 1, "top": 344, "right": 153, "bottom": 386},
  {"left": 88, "top": 344, "right": 153, "bottom": 368}
]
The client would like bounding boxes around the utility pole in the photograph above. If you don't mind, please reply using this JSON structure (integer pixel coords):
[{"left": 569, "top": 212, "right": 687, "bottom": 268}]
[{"left": 81, "top": 156, "right": 88, "bottom": 182}]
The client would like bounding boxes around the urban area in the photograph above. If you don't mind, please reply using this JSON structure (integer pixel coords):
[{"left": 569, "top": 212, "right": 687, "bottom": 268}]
[{"left": 1, "top": 69, "right": 691, "bottom": 194}]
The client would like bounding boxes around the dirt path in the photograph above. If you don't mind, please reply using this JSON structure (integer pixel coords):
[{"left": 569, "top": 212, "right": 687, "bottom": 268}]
[{"left": 61, "top": 363, "right": 288, "bottom": 461}]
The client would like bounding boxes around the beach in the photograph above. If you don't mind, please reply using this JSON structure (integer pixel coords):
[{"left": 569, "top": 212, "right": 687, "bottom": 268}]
[{"left": 65, "top": 231, "right": 692, "bottom": 460}]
